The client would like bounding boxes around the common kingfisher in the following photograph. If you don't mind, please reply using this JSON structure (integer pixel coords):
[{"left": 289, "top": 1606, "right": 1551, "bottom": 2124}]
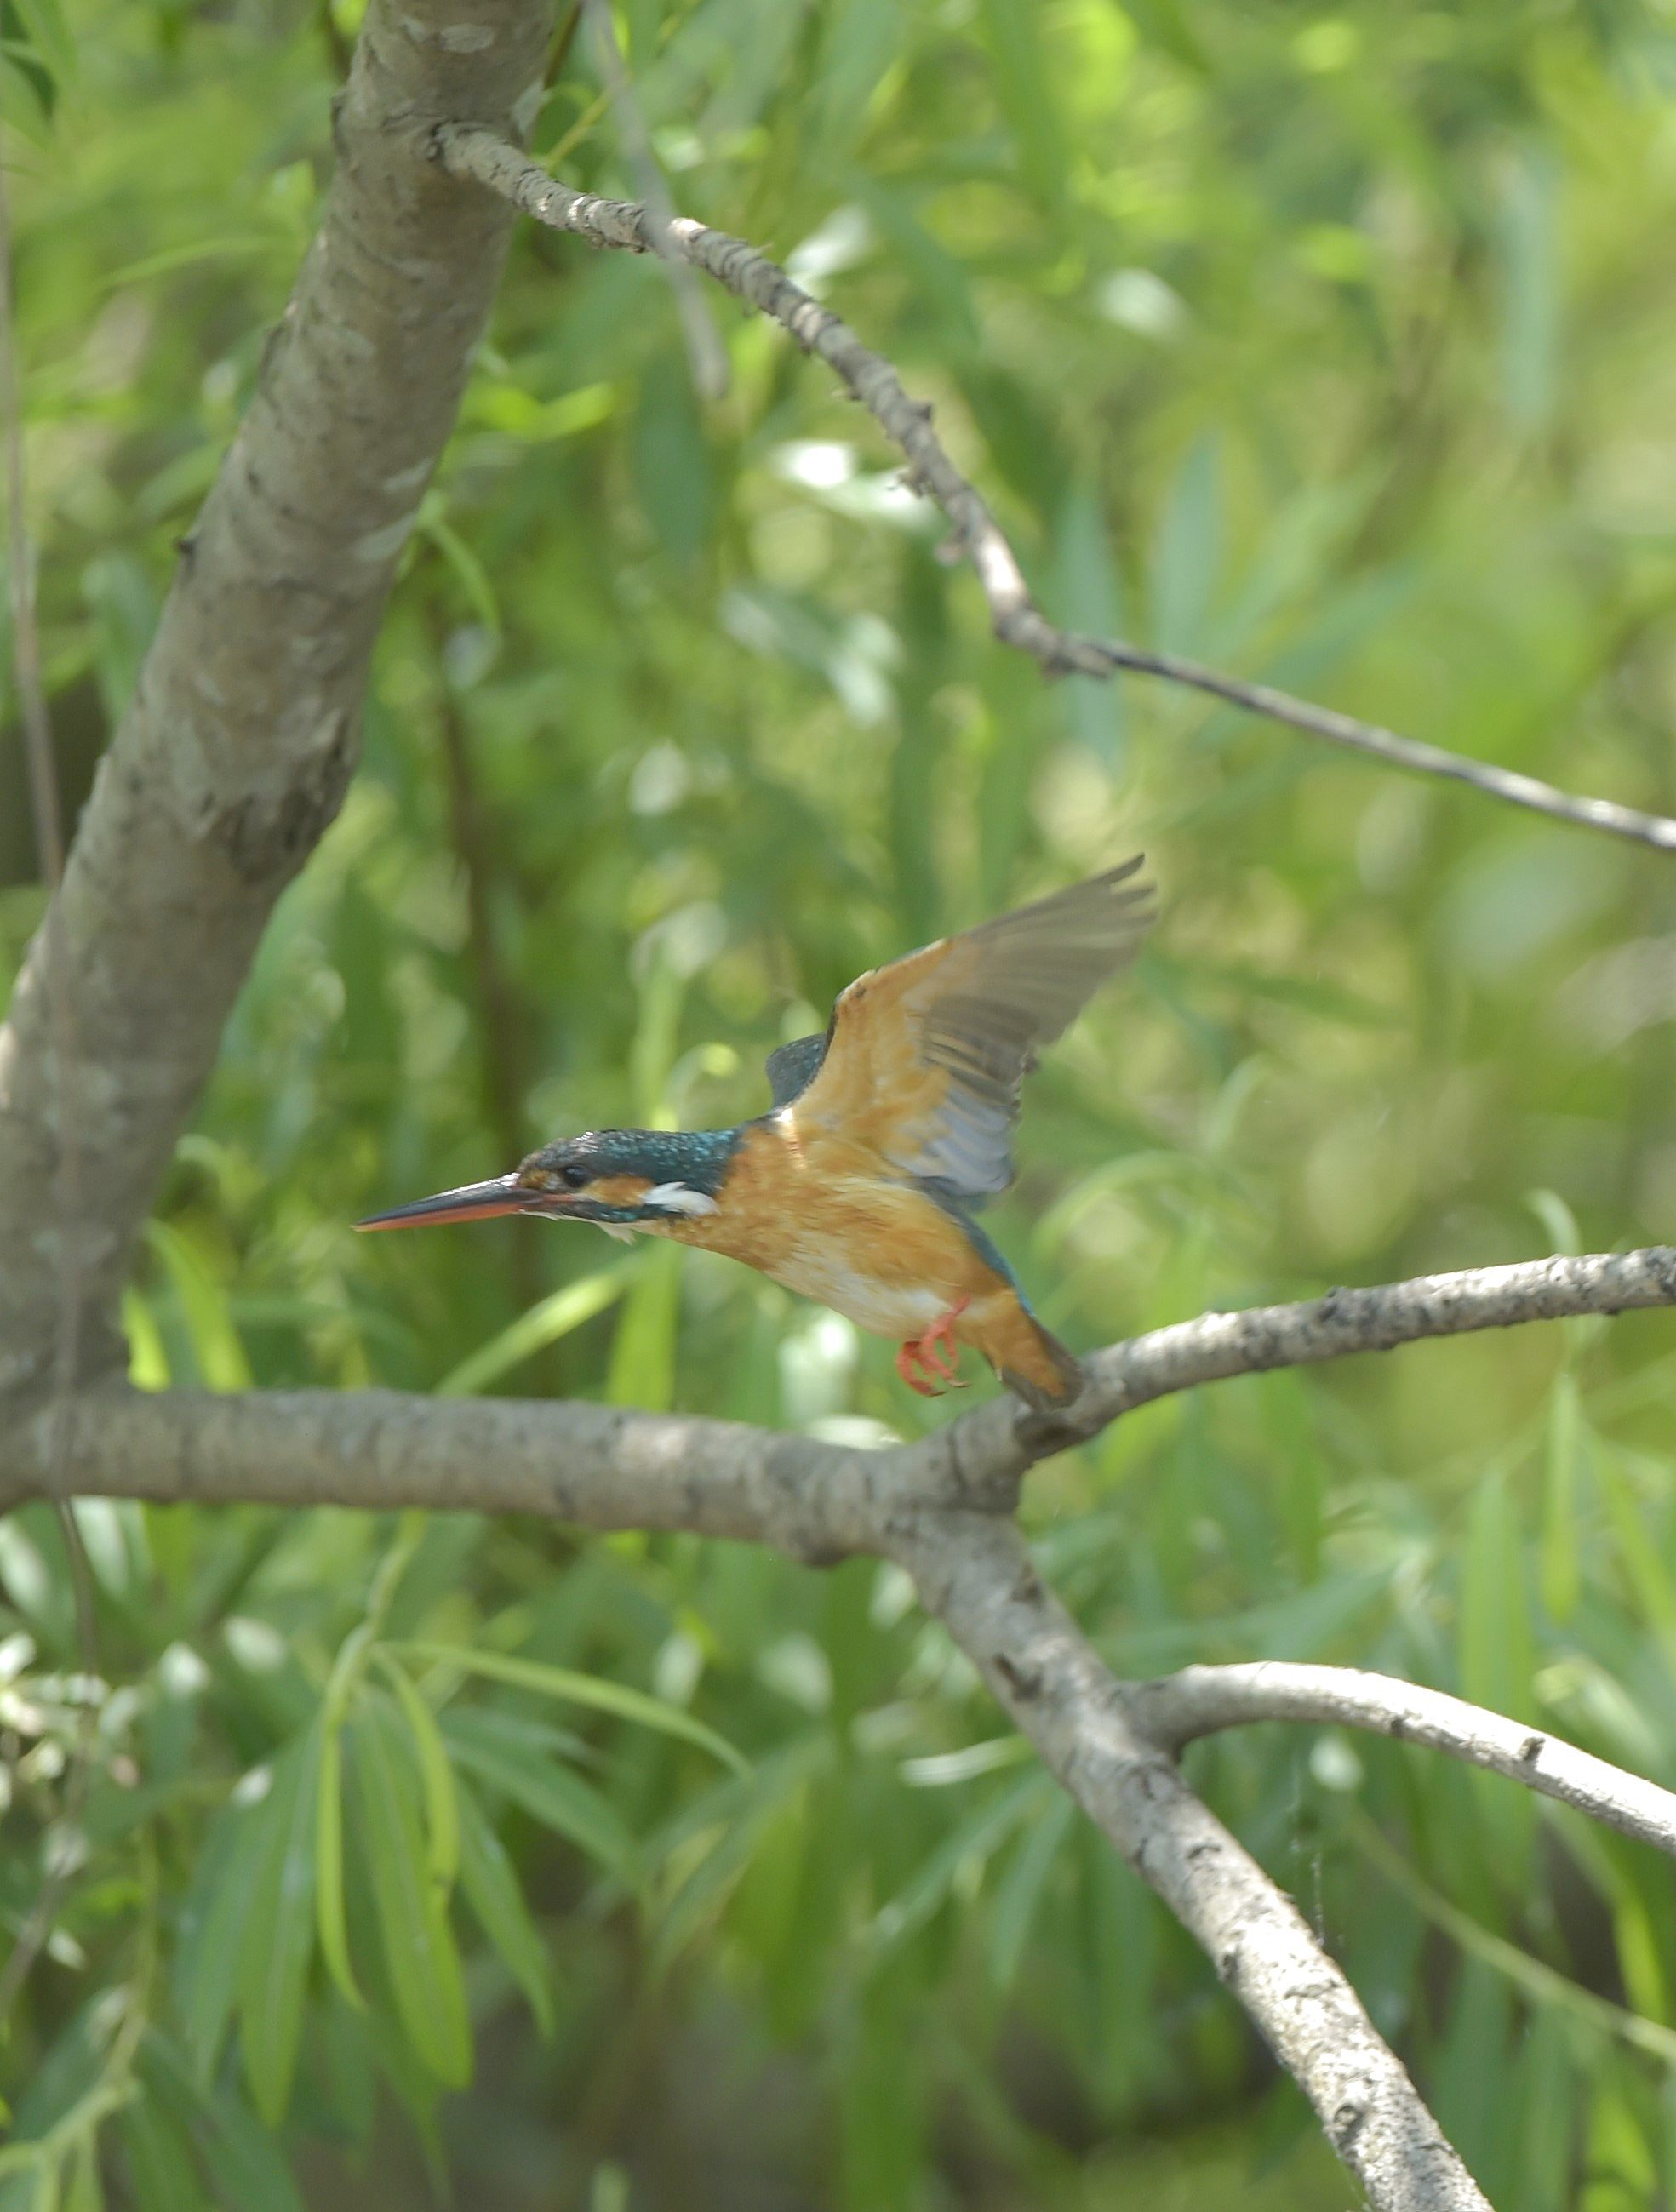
[{"left": 357, "top": 860, "right": 1154, "bottom": 1409}]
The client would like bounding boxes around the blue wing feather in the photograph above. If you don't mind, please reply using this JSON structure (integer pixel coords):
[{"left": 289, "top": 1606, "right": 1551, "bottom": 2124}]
[{"left": 764, "top": 1032, "right": 830, "bottom": 1109}]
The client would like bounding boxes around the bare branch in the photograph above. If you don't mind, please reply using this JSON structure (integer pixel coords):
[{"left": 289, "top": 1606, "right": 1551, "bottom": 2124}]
[
  {"left": 430, "top": 123, "right": 1676, "bottom": 858},
  {"left": 1129, "top": 1662, "right": 1676, "bottom": 1860},
  {"left": 0, "top": 1384, "right": 980, "bottom": 1560},
  {"left": 893, "top": 1512, "right": 1490, "bottom": 2212},
  {"left": 14, "top": 1243, "right": 1676, "bottom": 2206},
  {"left": 0, "top": 0, "right": 558, "bottom": 1409},
  {"left": 14, "top": 1249, "right": 1673, "bottom": 1532},
  {"left": 922, "top": 1243, "right": 1676, "bottom": 1495}
]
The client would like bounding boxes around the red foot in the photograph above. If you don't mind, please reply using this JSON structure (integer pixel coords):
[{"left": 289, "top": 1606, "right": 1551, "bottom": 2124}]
[
  {"left": 895, "top": 1300, "right": 971, "bottom": 1398},
  {"left": 895, "top": 1342, "right": 943, "bottom": 1396}
]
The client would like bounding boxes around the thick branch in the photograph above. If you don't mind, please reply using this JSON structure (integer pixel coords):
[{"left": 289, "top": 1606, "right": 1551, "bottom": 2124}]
[
  {"left": 1130, "top": 1663, "right": 1676, "bottom": 1860},
  {"left": 893, "top": 1512, "right": 1489, "bottom": 2212},
  {"left": 12, "top": 1249, "right": 1672, "bottom": 1529},
  {"left": 431, "top": 123, "right": 1676, "bottom": 858},
  {"left": 0, "top": 0, "right": 556, "bottom": 1405},
  {"left": 0, "top": 1384, "right": 993, "bottom": 1561}
]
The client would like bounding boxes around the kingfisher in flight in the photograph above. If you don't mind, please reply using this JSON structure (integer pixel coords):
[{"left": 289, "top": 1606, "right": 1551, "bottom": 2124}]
[{"left": 358, "top": 860, "right": 1153, "bottom": 1409}]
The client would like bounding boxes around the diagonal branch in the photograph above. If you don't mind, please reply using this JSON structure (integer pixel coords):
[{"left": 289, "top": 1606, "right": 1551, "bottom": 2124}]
[
  {"left": 908, "top": 1243, "right": 1676, "bottom": 1495},
  {"left": 895, "top": 1511, "right": 1490, "bottom": 2212},
  {"left": 430, "top": 123, "right": 1676, "bottom": 858}
]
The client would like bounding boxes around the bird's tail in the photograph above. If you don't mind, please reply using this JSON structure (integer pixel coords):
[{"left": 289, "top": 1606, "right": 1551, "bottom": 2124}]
[{"left": 980, "top": 1301, "right": 1087, "bottom": 1413}]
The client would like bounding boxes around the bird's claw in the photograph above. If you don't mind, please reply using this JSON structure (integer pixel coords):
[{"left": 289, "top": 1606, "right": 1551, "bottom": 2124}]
[{"left": 896, "top": 1302, "right": 971, "bottom": 1396}]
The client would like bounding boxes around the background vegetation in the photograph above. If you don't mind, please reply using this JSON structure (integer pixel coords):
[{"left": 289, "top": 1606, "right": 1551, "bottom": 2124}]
[{"left": 7, "top": 0, "right": 1676, "bottom": 2203}]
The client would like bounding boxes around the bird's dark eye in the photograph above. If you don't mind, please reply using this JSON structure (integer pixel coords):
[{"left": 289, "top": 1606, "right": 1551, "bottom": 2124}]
[{"left": 559, "top": 1163, "right": 590, "bottom": 1190}]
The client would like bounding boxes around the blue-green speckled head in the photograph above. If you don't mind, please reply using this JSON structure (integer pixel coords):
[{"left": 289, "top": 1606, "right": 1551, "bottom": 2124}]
[{"left": 513, "top": 1126, "right": 742, "bottom": 1220}]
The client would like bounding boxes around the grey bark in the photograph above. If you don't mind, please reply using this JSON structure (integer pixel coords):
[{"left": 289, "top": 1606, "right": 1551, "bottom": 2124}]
[
  {"left": 896, "top": 1512, "right": 1490, "bottom": 2212},
  {"left": 0, "top": 0, "right": 554, "bottom": 1404}
]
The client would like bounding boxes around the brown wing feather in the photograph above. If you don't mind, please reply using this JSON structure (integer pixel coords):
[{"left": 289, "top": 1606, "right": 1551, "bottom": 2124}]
[{"left": 790, "top": 859, "right": 1153, "bottom": 1199}]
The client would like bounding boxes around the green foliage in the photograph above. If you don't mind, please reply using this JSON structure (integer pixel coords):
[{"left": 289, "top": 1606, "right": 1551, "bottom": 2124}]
[{"left": 9, "top": 0, "right": 1676, "bottom": 2203}]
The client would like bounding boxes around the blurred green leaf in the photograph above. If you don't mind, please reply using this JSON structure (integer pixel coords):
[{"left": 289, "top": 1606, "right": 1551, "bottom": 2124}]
[
  {"left": 139, "top": 2036, "right": 304, "bottom": 2212},
  {"left": 347, "top": 1700, "right": 472, "bottom": 2087},
  {"left": 375, "top": 1652, "right": 460, "bottom": 1892},
  {"left": 435, "top": 1262, "right": 637, "bottom": 1396},
  {"left": 978, "top": 0, "right": 1067, "bottom": 209},
  {"left": 455, "top": 1780, "right": 556, "bottom": 2038},
  {"left": 987, "top": 1787, "right": 1073, "bottom": 1992},
  {"left": 393, "top": 1640, "right": 746, "bottom": 1772},
  {"left": 440, "top": 1706, "right": 642, "bottom": 1884},
  {"left": 174, "top": 1792, "right": 266, "bottom": 2082},
  {"left": 867, "top": 1773, "right": 1044, "bottom": 1958},
  {"left": 1496, "top": 148, "right": 1560, "bottom": 432},
  {"left": 1541, "top": 1370, "right": 1584, "bottom": 1626},
  {"left": 1150, "top": 436, "right": 1223, "bottom": 655},
  {"left": 237, "top": 1729, "right": 320, "bottom": 2125},
  {"left": 143, "top": 1222, "right": 252, "bottom": 1393},
  {"left": 312, "top": 1716, "right": 363, "bottom": 2012}
]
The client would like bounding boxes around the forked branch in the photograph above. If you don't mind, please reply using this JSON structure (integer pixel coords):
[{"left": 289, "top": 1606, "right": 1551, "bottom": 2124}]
[{"left": 15, "top": 1247, "right": 1675, "bottom": 2204}]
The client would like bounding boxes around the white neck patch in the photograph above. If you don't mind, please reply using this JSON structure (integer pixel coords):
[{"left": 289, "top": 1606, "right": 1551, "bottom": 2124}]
[{"left": 643, "top": 1182, "right": 719, "bottom": 1217}]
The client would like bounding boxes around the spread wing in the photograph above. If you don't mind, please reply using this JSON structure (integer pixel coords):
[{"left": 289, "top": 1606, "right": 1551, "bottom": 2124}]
[{"left": 787, "top": 858, "right": 1153, "bottom": 1200}]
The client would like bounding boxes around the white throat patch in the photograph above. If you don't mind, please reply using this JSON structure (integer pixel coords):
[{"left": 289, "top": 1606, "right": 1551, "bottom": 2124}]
[{"left": 643, "top": 1183, "right": 719, "bottom": 1217}]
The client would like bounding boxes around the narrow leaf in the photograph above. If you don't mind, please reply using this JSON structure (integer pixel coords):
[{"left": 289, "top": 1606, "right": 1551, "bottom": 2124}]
[
  {"left": 313, "top": 1722, "right": 363, "bottom": 2010},
  {"left": 173, "top": 1791, "right": 266, "bottom": 2081},
  {"left": 376, "top": 1653, "right": 460, "bottom": 1892},
  {"left": 348, "top": 1701, "right": 472, "bottom": 2087},
  {"left": 987, "top": 1788, "right": 1073, "bottom": 1991},
  {"left": 236, "top": 1729, "right": 320, "bottom": 2126},
  {"left": 140, "top": 2035, "right": 304, "bottom": 2212},
  {"left": 436, "top": 1264, "right": 634, "bottom": 1398},
  {"left": 440, "top": 1709, "right": 641, "bottom": 1885},
  {"left": 455, "top": 1782, "right": 554, "bottom": 2038},
  {"left": 393, "top": 1642, "right": 745, "bottom": 1774}
]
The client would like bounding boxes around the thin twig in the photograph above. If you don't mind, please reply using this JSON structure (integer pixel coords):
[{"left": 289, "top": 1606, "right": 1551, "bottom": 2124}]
[
  {"left": 581, "top": 0, "right": 729, "bottom": 401},
  {"left": 430, "top": 123, "right": 1676, "bottom": 855},
  {"left": 0, "top": 106, "right": 101, "bottom": 2026}
]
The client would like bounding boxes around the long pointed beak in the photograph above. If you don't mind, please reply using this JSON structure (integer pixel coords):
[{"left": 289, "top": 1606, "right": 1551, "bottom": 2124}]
[{"left": 354, "top": 1174, "right": 540, "bottom": 1232}]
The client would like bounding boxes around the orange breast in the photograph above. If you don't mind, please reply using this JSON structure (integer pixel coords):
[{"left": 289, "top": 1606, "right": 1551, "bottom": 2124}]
[{"left": 662, "top": 1116, "right": 1013, "bottom": 1341}]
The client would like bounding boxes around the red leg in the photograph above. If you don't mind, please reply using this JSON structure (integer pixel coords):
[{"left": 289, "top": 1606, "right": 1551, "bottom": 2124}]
[
  {"left": 896, "top": 1300, "right": 971, "bottom": 1395},
  {"left": 895, "top": 1340, "right": 944, "bottom": 1397},
  {"left": 918, "top": 1298, "right": 970, "bottom": 1385}
]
